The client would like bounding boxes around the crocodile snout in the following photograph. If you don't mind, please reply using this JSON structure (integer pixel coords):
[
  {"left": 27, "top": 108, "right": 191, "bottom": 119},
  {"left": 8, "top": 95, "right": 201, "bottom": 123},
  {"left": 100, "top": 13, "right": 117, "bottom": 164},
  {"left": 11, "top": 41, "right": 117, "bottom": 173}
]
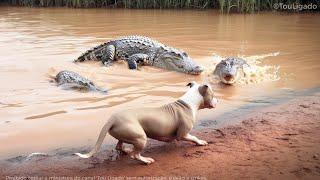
[
  {"left": 224, "top": 74, "right": 234, "bottom": 81},
  {"left": 191, "top": 65, "right": 204, "bottom": 75}
]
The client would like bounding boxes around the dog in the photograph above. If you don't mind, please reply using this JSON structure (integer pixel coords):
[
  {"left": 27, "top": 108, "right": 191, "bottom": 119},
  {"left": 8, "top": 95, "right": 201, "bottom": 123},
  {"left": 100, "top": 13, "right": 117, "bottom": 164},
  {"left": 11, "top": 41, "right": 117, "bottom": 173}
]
[{"left": 75, "top": 81, "right": 218, "bottom": 164}]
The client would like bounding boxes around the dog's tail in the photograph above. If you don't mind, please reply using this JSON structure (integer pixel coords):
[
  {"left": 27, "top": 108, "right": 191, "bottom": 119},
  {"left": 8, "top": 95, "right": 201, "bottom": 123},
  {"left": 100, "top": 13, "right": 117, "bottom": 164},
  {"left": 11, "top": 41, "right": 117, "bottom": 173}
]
[{"left": 75, "top": 119, "right": 113, "bottom": 158}]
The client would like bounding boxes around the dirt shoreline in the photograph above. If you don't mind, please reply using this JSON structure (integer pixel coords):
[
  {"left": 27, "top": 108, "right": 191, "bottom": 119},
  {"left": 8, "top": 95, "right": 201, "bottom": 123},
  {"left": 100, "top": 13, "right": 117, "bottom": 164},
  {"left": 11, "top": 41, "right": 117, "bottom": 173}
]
[{"left": 1, "top": 95, "right": 320, "bottom": 179}]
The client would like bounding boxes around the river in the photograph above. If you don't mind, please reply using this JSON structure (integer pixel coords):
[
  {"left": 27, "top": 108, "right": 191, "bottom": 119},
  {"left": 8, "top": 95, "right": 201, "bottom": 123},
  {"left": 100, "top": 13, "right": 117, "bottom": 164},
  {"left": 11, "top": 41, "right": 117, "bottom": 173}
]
[{"left": 0, "top": 7, "right": 319, "bottom": 159}]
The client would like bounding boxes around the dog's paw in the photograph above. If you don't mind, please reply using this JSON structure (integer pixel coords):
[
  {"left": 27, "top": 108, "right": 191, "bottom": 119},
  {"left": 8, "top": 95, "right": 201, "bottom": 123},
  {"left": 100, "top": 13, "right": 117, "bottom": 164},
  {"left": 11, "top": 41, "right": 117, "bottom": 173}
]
[
  {"left": 196, "top": 139, "right": 208, "bottom": 146},
  {"left": 138, "top": 156, "right": 155, "bottom": 165},
  {"left": 143, "top": 157, "right": 155, "bottom": 165},
  {"left": 130, "top": 154, "right": 155, "bottom": 165}
]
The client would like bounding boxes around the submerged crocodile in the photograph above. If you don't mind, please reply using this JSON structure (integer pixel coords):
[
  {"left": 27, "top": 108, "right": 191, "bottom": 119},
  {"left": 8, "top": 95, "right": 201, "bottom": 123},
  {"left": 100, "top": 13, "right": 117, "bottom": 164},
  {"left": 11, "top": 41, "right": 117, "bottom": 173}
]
[
  {"left": 55, "top": 70, "right": 107, "bottom": 93},
  {"left": 213, "top": 57, "right": 249, "bottom": 85},
  {"left": 74, "top": 36, "right": 203, "bottom": 75}
]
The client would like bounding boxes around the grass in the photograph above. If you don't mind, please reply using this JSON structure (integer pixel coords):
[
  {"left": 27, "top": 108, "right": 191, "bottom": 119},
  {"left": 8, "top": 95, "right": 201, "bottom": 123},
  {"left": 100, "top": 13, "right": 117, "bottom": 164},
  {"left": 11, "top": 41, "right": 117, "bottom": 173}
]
[
  {"left": 218, "top": 0, "right": 319, "bottom": 13},
  {"left": 3, "top": 0, "right": 213, "bottom": 8},
  {"left": 2, "top": 0, "right": 319, "bottom": 12}
]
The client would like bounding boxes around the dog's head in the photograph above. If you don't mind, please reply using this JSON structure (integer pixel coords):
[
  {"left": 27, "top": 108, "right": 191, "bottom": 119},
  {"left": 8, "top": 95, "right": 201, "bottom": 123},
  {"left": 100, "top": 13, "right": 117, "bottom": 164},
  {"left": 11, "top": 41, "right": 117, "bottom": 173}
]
[{"left": 187, "top": 81, "right": 218, "bottom": 109}]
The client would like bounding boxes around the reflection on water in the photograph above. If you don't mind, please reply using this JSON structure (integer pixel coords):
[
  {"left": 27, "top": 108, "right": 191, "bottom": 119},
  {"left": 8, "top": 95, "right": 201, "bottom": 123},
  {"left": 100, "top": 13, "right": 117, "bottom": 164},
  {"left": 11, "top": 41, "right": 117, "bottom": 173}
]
[{"left": 0, "top": 7, "right": 319, "bottom": 159}]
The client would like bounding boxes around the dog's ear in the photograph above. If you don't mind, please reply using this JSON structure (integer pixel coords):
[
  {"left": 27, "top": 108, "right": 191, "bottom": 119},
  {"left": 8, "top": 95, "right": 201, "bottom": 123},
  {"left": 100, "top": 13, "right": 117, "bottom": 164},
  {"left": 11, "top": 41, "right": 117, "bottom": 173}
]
[
  {"left": 198, "top": 84, "right": 215, "bottom": 109},
  {"left": 198, "top": 84, "right": 208, "bottom": 96},
  {"left": 186, "top": 81, "right": 196, "bottom": 88}
]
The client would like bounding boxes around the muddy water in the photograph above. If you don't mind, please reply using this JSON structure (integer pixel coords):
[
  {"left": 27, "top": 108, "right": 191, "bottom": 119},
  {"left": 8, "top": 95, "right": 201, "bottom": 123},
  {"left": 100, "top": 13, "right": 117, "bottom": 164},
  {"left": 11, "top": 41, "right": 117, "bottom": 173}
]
[{"left": 0, "top": 7, "right": 319, "bottom": 159}]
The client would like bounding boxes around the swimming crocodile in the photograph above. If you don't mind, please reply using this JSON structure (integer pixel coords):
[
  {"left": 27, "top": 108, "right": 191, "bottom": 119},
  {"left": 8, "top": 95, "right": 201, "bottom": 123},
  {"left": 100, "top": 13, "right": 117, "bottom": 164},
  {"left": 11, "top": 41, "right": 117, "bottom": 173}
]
[
  {"left": 74, "top": 36, "right": 203, "bottom": 75},
  {"left": 213, "top": 57, "right": 249, "bottom": 85},
  {"left": 55, "top": 70, "right": 107, "bottom": 93}
]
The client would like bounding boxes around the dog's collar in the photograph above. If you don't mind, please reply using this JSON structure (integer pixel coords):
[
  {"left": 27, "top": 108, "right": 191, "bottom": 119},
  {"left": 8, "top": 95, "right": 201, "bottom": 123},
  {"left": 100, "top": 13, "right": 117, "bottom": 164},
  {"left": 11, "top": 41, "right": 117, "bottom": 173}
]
[{"left": 176, "top": 99, "right": 192, "bottom": 110}]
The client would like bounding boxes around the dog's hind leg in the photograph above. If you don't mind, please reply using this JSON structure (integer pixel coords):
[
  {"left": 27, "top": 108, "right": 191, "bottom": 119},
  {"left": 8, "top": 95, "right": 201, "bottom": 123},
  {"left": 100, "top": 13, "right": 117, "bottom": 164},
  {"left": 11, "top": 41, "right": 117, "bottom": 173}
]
[
  {"left": 110, "top": 123, "right": 154, "bottom": 164},
  {"left": 115, "top": 141, "right": 132, "bottom": 154},
  {"left": 129, "top": 136, "right": 155, "bottom": 165}
]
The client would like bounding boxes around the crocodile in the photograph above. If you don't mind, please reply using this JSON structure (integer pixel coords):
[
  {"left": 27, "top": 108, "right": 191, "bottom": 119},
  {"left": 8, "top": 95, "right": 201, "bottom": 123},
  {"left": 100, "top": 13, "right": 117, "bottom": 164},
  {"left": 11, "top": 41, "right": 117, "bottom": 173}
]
[
  {"left": 213, "top": 57, "right": 249, "bottom": 85},
  {"left": 74, "top": 36, "right": 203, "bottom": 75},
  {"left": 55, "top": 70, "right": 107, "bottom": 93}
]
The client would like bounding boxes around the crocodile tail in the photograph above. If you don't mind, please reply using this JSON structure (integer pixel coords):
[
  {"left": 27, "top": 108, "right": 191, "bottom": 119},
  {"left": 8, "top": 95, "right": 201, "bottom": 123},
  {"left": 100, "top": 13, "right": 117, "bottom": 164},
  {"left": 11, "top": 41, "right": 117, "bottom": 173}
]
[
  {"left": 95, "top": 87, "right": 108, "bottom": 95},
  {"left": 74, "top": 42, "right": 109, "bottom": 62},
  {"left": 88, "top": 84, "right": 108, "bottom": 95},
  {"left": 75, "top": 119, "right": 113, "bottom": 158}
]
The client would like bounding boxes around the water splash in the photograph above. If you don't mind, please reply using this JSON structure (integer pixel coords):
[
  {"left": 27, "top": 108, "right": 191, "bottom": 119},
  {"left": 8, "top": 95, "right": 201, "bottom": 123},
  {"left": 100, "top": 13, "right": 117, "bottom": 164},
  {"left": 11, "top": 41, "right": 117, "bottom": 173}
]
[{"left": 211, "top": 52, "right": 280, "bottom": 85}]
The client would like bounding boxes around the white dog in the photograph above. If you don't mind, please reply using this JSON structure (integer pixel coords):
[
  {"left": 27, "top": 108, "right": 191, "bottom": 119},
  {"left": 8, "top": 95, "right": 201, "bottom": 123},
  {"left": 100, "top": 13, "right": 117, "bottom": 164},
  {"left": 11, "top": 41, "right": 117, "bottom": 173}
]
[{"left": 76, "top": 82, "right": 218, "bottom": 164}]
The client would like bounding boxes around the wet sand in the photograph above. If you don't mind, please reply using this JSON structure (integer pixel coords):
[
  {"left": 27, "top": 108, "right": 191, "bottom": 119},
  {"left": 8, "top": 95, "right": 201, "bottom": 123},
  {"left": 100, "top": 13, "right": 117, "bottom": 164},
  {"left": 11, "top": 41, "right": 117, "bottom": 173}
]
[{"left": 1, "top": 94, "right": 319, "bottom": 179}]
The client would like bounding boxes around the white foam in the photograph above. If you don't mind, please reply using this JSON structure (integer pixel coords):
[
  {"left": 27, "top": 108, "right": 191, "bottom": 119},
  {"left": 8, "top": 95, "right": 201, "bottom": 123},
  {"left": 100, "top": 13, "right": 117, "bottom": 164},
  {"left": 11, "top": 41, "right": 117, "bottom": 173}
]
[{"left": 26, "top": 152, "right": 49, "bottom": 161}]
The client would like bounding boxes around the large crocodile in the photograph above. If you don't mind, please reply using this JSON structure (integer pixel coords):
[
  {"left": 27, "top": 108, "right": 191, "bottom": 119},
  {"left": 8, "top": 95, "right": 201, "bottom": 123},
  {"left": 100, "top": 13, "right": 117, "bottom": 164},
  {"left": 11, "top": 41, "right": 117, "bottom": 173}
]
[
  {"left": 55, "top": 70, "right": 107, "bottom": 94},
  {"left": 213, "top": 57, "right": 249, "bottom": 85},
  {"left": 74, "top": 36, "right": 203, "bottom": 75}
]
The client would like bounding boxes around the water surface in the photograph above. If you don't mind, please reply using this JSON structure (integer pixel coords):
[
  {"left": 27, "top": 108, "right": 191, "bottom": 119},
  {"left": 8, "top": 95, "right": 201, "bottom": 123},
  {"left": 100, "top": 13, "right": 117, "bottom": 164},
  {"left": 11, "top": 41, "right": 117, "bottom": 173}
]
[{"left": 0, "top": 7, "right": 319, "bottom": 159}]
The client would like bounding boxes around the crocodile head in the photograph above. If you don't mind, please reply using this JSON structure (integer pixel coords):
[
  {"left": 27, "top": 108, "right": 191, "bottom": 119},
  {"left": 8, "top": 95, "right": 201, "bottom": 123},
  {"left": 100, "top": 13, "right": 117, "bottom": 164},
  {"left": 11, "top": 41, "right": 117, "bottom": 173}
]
[
  {"left": 154, "top": 48, "right": 203, "bottom": 75},
  {"left": 213, "top": 57, "right": 248, "bottom": 85}
]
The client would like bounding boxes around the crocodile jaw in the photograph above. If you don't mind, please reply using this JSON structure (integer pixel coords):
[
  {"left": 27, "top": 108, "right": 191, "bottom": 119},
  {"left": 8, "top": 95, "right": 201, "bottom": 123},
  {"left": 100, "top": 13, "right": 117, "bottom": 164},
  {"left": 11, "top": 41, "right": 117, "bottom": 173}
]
[
  {"left": 219, "top": 70, "right": 242, "bottom": 85},
  {"left": 220, "top": 75, "right": 237, "bottom": 84},
  {"left": 153, "top": 55, "right": 204, "bottom": 75},
  {"left": 187, "top": 65, "right": 204, "bottom": 75}
]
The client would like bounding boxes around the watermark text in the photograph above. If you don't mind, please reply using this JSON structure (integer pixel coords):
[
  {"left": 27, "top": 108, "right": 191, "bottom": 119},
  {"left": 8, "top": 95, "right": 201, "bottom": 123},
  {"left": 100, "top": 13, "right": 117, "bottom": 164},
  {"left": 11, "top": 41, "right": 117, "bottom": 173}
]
[
  {"left": 6, "top": 176, "right": 207, "bottom": 180},
  {"left": 273, "top": 3, "right": 317, "bottom": 11}
]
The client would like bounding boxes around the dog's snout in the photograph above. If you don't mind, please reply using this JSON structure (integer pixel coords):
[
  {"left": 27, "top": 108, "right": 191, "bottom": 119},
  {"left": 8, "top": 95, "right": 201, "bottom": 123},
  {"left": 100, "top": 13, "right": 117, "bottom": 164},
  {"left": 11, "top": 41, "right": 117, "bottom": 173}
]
[
  {"left": 213, "top": 98, "right": 218, "bottom": 104},
  {"left": 210, "top": 98, "right": 218, "bottom": 108}
]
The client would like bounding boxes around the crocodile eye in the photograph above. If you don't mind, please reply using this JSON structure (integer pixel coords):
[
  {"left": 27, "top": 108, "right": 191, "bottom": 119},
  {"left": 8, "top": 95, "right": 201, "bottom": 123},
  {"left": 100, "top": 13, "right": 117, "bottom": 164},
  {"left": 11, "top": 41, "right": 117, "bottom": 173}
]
[
  {"left": 182, "top": 52, "right": 188, "bottom": 57},
  {"left": 170, "top": 52, "right": 182, "bottom": 59}
]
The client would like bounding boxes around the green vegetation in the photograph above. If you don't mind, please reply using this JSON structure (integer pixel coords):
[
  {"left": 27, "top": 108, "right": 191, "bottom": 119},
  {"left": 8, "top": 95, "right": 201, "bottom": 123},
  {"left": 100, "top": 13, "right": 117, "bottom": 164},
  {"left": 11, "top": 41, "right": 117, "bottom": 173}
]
[{"left": 2, "top": 0, "right": 319, "bottom": 13}]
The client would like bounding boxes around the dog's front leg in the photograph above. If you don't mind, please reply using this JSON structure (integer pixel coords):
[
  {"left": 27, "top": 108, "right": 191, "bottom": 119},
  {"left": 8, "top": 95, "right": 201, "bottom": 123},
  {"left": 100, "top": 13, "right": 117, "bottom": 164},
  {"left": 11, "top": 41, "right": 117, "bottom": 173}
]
[{"left": 182, "top": 134, "right": 208, "bottom": 146}]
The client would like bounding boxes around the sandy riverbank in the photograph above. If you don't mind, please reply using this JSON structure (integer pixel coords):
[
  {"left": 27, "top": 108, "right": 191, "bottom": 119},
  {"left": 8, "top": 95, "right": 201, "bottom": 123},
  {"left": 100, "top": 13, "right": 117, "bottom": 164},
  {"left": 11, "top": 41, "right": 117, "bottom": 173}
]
[{"left": 1, "top": 94, "right": 320, "bottom": 179}]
